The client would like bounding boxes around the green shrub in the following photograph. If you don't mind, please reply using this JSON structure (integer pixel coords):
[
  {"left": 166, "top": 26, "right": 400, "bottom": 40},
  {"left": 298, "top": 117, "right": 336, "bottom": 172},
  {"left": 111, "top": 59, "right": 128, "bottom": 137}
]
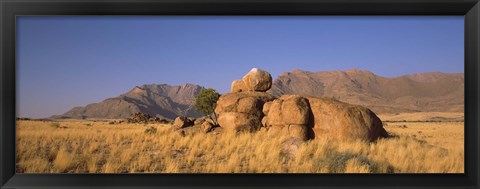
[
  {"left": 194, "top": 88, "right": 220, "bottom": 125},
  {"left": 144, "top": 127, "right": 157, "bottom": 135}
]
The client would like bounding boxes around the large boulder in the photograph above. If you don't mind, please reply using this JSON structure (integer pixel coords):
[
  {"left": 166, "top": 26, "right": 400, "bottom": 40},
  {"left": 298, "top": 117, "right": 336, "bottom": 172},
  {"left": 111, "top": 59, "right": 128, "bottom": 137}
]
[
  {"left": 263, "top": 95, "right": 313, "bottom": 141},
  {"left": 264, "top": 95, "right": 311, "bottom": 126},
  {"left": 242, "top": 68, "right": 272, "bottom": 92},
  {"left": 263, "top": 95, "right": 387, "bottom": 142},
  {"left": 230, "top": 68, "right": 272, "bottom": 93},
  {"left": 215, "top": 91, "right": 276, "bottom": 132},
  {"left": 306, "top": 97, "right": 388, "bottom": 142}
]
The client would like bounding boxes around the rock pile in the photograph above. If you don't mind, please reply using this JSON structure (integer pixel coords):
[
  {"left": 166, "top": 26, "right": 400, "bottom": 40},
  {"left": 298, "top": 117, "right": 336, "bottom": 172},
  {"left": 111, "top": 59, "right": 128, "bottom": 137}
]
[
  {"left": 172, "top": 115, "right": 221, "bottom": 135},
  {"left": 126, "top": 112, "right": 170, "bottom": 124},
  {"left": 173, "top": 116, "right": 194, "bottom": 128},
  {"left": 216, "top": 68, "right": 388, "bottom": 142},
  {"left": 215, "top": 68, "right": 276, "bottom": 132}
]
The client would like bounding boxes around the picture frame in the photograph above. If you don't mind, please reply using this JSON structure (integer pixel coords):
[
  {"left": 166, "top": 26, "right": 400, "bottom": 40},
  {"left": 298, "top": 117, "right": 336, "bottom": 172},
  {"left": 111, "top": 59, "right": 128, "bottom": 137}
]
[{"left": 1, "top": 0, "right": 479, "bottom": 188}]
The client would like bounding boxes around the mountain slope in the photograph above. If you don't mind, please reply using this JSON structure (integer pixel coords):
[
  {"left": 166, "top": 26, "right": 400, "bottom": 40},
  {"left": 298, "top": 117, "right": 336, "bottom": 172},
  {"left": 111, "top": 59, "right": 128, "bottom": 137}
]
[
  {"left": 269, "top": 69, "right": 464, "bottom": 114},
  {"left": 51, "top": 83, "right": 203, "bottom": 120}
]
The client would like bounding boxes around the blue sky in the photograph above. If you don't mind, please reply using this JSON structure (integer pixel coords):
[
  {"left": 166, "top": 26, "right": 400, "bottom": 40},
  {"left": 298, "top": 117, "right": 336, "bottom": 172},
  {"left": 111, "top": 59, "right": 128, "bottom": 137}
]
[{"left": 16, "top": 16, "right": 464, "bottom": 118}]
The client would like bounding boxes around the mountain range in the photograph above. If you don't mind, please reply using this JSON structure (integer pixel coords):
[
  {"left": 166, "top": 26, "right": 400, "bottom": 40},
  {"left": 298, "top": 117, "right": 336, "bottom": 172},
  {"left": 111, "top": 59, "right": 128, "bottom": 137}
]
[
  {"left": 269, "top": 69, "right": 464, "bottom": 114},
  {"left": 51, "top": 83, "right": 203, "bottom": 120},
  {"left": 51, "top": 69, "right": 464, "bottom": 119}
]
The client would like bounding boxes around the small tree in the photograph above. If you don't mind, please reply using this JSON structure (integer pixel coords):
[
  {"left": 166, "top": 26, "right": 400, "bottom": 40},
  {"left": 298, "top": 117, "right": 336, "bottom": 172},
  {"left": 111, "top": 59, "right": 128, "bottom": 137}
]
[{"left": 194, "top": 88, "right": 221, "bottom": 125}]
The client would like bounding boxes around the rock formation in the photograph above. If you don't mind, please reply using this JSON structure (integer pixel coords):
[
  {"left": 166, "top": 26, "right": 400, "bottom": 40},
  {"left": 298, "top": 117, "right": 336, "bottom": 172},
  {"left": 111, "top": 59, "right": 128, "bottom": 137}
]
[
  {"left": 215, "top": 91, "right": 275, "bottom": 132},
  {"left": 263, "top": 95, "right": 313, "bottom": 141},
  {"left": 217, "top": 68, "right": 388, "bottom": 142},
  {"left": 215, "top": 68, "right": 276, "bottom": 132},
  {"left": 262, "top": 95, "right": 388, "bottom": 142}
]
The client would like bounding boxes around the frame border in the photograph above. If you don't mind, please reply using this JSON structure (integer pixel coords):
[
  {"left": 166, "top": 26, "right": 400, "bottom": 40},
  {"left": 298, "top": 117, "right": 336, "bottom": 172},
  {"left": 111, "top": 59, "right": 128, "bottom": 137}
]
[{"left": 1, "top": 0, "right": 479, "bottom": 188}]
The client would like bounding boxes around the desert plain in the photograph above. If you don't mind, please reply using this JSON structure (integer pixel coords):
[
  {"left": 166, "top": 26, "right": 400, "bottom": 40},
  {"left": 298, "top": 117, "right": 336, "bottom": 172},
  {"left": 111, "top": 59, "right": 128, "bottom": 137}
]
[{"left": 16, "top": 111, "right": 463, "bottom": 173}]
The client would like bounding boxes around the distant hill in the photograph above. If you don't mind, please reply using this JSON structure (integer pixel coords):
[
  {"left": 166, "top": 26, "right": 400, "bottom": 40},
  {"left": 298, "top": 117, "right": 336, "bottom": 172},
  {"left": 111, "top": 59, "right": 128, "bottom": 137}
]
[
  {"left": 269, "top": 69, "right": 464, "bottom": 114},
  {"left": 51, "top": 83, "right": 204, "bottom": 120}
]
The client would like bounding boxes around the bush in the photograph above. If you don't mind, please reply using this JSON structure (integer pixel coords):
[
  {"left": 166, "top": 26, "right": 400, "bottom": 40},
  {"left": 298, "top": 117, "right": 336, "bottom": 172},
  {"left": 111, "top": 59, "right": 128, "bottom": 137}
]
[
  {"left": 194, "top": 88, "right": 221, "bottom": 125},
  {"left": 144, "top": 127, "right": 157, "bottom": 135}
]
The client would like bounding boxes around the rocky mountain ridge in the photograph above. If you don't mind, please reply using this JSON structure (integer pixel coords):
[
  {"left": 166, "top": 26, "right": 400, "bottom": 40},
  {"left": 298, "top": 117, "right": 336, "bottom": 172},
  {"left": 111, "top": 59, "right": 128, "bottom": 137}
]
[
  {"left": 269, "top": 69, "right": 464, "bottom": 114},
  {"left": 51, "top": 83, "right": 203, "bottom": 120}
]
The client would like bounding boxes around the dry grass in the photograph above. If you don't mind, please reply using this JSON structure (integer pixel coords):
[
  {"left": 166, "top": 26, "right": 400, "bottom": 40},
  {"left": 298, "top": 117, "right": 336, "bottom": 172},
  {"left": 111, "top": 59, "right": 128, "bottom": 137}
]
[
  {"left": 16, "top": 116, "right": 464, "bottom": 173},
  {"left": 378, "top": 112, "right": 464, "bottom": 122}
]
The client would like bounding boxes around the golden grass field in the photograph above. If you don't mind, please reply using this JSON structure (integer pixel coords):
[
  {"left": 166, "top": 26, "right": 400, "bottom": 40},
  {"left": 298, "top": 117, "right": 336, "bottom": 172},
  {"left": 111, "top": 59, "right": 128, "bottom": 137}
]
[{"left": 16, "top": 112, "right": 464, "bottom": 173}]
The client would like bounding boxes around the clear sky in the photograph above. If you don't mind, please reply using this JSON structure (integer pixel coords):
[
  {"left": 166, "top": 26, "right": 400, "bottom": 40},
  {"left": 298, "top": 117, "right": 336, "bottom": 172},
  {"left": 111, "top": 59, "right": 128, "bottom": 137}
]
[{"left": 17, "top": 16, "right": 464, "bottom": 118}]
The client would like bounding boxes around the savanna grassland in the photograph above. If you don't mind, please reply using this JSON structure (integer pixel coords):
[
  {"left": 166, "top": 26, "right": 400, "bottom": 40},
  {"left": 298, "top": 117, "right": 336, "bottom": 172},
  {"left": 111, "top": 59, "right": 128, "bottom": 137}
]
[{"left": 16, "top": 113, "right": 464, "bottom": 173}]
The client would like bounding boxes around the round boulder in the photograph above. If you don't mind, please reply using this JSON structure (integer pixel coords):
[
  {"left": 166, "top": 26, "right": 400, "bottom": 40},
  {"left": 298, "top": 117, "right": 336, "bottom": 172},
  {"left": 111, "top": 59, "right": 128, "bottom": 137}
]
[
  {"left": 306, "top": 97, "right": 388, "bottom": 142},
  {"left": 173, "top": 116, "right": 193, "bottom": 129},
  {"left": 241, "top": 68, "right": 272, "bottom": 92}
]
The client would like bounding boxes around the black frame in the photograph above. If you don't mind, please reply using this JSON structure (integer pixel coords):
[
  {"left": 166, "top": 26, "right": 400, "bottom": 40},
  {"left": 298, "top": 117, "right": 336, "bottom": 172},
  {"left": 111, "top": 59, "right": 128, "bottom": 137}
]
[{"left": 1, "top": 0, "right": 479, "bottom": 188}]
